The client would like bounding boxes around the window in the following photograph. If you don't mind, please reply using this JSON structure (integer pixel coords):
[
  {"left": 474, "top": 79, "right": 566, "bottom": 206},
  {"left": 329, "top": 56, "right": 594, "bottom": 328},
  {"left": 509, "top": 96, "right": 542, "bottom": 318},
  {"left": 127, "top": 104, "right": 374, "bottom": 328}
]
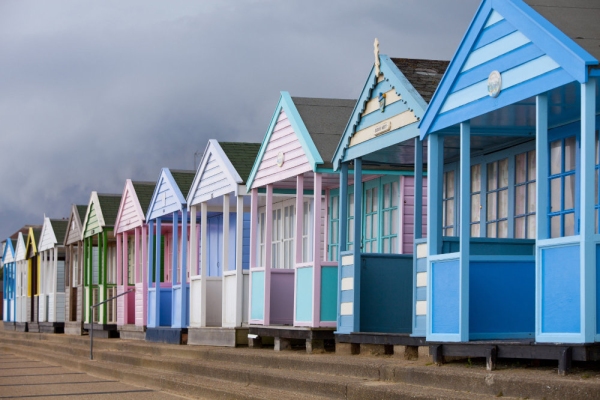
[
  {"left": 258, "top": 211, "right": 266, "bottom": 267},
  {"left": 301, "top": 200, "right": 312, "bottom": 263},
  {"left": 381, "top": 180, "right": 399, "bottom": 253},
  {"left": 363, "top": 184, "right": 378, "bottom": 253},
  {"left": 348, "top": 193, "right": 355, "bottom": 251},
  {"left": 470, "top": 165, "right": 481, "bottom": 237},
  {"left": 128, "top": 236, "right": 135, "bottom": 285},
  {"left": 442, "top": 170, "right": 456, "bottom": 236},
  {"left": 328, "top": 195, "right": 339, "bottom": 261},
  {"left": 549, "top": 136, "right": 577, "bottom": 238},
  {"left": 515, "top": 150, "right": 536, "bottom": 238},
  {"left": 486, "top": 159, "right": 509, "bottom": 238},
  {"left": 259, "top": 199, "right": 296, "bottom": 269}
]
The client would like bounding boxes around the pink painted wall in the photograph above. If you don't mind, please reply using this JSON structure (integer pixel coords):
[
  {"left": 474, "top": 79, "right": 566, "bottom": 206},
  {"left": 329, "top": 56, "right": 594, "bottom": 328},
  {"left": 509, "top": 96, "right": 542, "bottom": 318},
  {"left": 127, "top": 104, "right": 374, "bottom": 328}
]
[
  {"left": 401, "top": 176, "right": 427, "bottom": 254},
  {"left": 252, "top": 110, "right": 312, "bottom": 188}
]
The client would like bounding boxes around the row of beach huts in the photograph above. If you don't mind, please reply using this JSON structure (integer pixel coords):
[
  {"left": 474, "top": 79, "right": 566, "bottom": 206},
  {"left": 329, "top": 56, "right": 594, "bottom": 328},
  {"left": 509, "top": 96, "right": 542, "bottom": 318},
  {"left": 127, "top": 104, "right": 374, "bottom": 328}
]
[{"left": 3, "top": 0, "right": 600, "bottom": 374}]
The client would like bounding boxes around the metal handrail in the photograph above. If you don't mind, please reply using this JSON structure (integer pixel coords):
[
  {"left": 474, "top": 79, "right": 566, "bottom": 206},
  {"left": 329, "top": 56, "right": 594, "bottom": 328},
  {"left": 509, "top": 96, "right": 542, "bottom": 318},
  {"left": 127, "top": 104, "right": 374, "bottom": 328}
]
[{"left": 89, "top": 288, "right": 134, "bottom": 360}]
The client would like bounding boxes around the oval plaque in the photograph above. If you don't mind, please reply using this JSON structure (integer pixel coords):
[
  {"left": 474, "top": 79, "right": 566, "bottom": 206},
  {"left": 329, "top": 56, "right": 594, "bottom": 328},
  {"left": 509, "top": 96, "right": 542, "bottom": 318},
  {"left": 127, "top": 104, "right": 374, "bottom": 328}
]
[
  {"left": 276, "top": 151, "right": 285, "bottom": 167},
  {"left": 487, "top": 70, "right": 502, "bottom": 98}
]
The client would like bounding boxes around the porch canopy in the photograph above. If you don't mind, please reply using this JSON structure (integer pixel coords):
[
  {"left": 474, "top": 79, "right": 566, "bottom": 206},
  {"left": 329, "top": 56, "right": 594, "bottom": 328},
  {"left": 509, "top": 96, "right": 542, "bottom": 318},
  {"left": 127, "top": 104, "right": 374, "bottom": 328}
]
[{"left": 420, "top": 0, "right": 600, "bottom": 343}]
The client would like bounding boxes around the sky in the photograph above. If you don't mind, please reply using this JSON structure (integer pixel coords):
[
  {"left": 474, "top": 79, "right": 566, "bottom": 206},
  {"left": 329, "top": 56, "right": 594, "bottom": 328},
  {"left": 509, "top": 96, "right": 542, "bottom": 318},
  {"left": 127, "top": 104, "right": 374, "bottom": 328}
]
[{"left": 0, "top": 0, "right": 479, "bottom": 241}]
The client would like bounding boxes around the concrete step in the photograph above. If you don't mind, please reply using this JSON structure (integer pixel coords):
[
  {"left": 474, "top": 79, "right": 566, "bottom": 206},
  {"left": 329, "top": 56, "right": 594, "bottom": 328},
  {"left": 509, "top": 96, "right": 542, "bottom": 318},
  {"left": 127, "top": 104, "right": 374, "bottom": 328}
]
[{"left": 1, "top": 341, "right": 506, "bottom": 400}]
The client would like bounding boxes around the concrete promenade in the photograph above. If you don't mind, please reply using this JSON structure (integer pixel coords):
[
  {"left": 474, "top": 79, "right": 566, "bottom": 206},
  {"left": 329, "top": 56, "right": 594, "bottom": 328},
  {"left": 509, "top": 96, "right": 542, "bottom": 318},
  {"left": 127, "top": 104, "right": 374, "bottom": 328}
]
[{"left": 0, "top": 350, "right": 183, "bottom": 399}]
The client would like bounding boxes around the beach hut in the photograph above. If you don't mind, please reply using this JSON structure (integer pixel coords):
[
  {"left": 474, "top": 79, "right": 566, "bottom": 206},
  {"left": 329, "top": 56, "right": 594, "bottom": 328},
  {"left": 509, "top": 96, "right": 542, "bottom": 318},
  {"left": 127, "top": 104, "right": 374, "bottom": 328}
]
[
  {"left": 187, "top": 140, "right": 260, "bottom": 347},
  {"left": 24, "top": 227, "right": 42, "bottom": 332},
  {"left": 331, "top": 47, "right": 448, "bottom": 356},
  {"left": 64, "top": 205, "right": 88, "bottom": 335},
  {"left": 37, "top": 218, "right": 68, "bottom": 333},
  {"left": 246, "top": 93, "right": 354, "bottom": 352},
  {"left": 145, "top": 169, "right": 195, "bottom": 344},
  {"left": 15, "top": 231, "right": 28, "bottom": 331},
  {"left": 81, "top": 192, "right": 122, "bottom": 337},
  {"left": 114, "top": 180, "right": 155, "bottom": 340},
  {"left": 419, "top": 0, "right": 600, "bottom": 374},
  {"left": 2, "top": 238, "right": 17, "bottom": 329}
]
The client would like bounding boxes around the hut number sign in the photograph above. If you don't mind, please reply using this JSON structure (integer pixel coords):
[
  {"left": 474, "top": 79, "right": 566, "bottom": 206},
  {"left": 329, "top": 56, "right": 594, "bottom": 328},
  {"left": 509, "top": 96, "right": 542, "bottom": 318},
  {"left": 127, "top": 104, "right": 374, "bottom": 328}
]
[
  {"left": 276, "top": 151, "right": 285, "bottom": 167},
  {"left": 374, "top": 121, "right": 392, "bottom": 136},
  {"left": 488, "top": 70, "right": 502, "bottom": 98}
]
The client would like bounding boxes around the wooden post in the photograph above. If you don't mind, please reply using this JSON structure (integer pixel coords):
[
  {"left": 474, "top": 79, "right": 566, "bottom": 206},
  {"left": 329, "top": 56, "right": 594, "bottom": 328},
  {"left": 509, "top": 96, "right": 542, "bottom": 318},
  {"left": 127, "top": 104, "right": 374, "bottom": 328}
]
[
  {"left": 459, "top": 121, "right": 471, "bottom": 342},
  {"left": 249, "top": 188, "right": 258, "bottom": 322},
  {"left": 414, "top": 137, "right": 423, "bottom": 240},
  {"left": 180, "top": 207, "right": 188, "bottom": 328},
  {"left": 189, "top": 204, "right": 197, "bottom": 326},
  {"left": 353, "top": 158, "right": 363, "bottom": 332},
  {"left": 122, "top": 231, "right": 128, "bottom": 324},
  {"left": 337, "top": 162, "right": 348, "bottom": 329},
  {"left": 155, "top": 217, "right": 162, "bottom": 327},
  {"left": 222, "top": 195, "right": 230, "bottom": 324},
  {"left": 312, "top": 173, "right": 322, "bottom": 326},
  {"left": 264, "top": 184, "right": 274, "bottom": 325},
  {"left": 535, "top": 94, "right": 548, "bottom": 339},
  {"left": 296, "top": 175, "right": 304, "bottom": 265},
  {"left": 200, "top": 202, "right": 208, "bottom": 327},
  {"left": 235, "top": 194, "right": 244, "bottom": 326},
  {"left": 140, "top": 225, "right": 147, "bottom": 326}
]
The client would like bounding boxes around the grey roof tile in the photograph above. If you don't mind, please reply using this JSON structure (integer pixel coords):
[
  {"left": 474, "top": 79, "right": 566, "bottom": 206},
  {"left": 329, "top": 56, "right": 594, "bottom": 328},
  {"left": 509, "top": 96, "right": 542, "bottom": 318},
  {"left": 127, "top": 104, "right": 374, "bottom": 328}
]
[
  {"left": 219, "top": 142, "right": 262, "bottom": 183},
  {"left": 131, "top": 181, "right": 156, "bottom": 215},
  {"left": 390, "top": 58, "right": 449, "bottom": 104},
  {"left": 97, "top": 194, "right": 123, "bottom": 228},
  {"left": 170, "top": 170, "right": 196, "bottom": 200}
]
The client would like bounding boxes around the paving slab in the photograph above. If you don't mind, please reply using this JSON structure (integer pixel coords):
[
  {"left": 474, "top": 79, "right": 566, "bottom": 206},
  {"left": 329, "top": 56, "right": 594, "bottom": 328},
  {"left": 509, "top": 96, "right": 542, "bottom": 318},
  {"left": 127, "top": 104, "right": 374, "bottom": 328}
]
[{"left": 0, "top": 350, "right": 185, "bottom": 399}]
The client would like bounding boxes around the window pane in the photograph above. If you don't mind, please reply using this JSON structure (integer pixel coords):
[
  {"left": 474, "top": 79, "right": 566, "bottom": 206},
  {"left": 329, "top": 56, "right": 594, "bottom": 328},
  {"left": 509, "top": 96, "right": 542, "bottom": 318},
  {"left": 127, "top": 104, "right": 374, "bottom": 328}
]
[
  {"left": 487, "top": 162, "right": 498, "bottom": 190},
  {"left": 487, "top": 223, "right": 497, "bottom": 238},
  {"left": 550, "top": 140, "right": 562, "bottom": 175},
  {"left": 446, "top": 199, "right": 454, "bottom": 226},
  {"left": 498, "top": 220, "right": 508, "bottom": 238},
  {"left": 372, "top": 187, "right": 378, "bottom": 212},
  {"left": 332, "top": 221, "right": 338, "bottom": 243},
  {"left": 471, "top": 223, "right": 480, "bottom": 237},
  {"left": 550, "top": 215, "right": 561, "bottom": 238},
  {"left": 516, "top": 153, "right": 526, "bottom": 183},
  {"left": 487, "top": 193, "right": 497, "bottom": 220},
  {"left": 447, "top": 171, "right": 455, "bottom": 197},
  {"left": 596, "top": 169, "right": 598, "bottom": 205},
  {"left": 515, "top": 217, "right": 525, "bottom": 238},
  {"left": 471, "top": 164, "right": 481, "bottom": 192},
  {"left": 332, "top": 196, "right": 339, "bottom": 219},
  {"left": 499, "top": 158, "right": 509, "bottom": 188},
  {"left": 392, "top": 209, "right": 398, "bottom": 235},
  {"left": 392, "top": 181, "right": 399, "bottom": 207},
  {"left": 527, "top": 215, "right": 536, "bottom": 239},
  {"left": 550, "top": 178, "right": 561, "bottom": 213},
  {"left": 565, "top": 213, "right": 575, "bottom": 236},
  {"left": 446, "top": 227, "right": 453, "bottom": 236},
  {"left": 515, "top": 185, "right": 526, "bottom": 215},
  {"left": 471, "top": 194, "right": 480, "bottom": 223},
  {"left": 366, "top": 216, "right": 372, "bottom": 239},
  {"left": 565, "top": 137, "right": 576, "bottom": 172},
  {"left": 391, "top": 237, "right": 396, "bottom": 253},
  {"left": 373, "top": 215, "right": 378, "bottom": 242},
  {"left": 383, "top": 210, "right": 390, "bottom": 236},
  {"left": 499, "top": 189, "right": 508, "bottom": 219},
  {"left": 366, "top": 189, "right": 372, "bottom": 213},
  {"left": 384, "top": 183, "right": 391, "bottom": 209},
  {"left": 528, "top": 150, "right": 536, "bottom": 180},
  {"left": 383, "top": 238, "right": 389, "bottom": 254},
  {"left": 527, "top": 182, "right": 536, "bottom": 213},
  {"left": 349, "top": 194, "right": 354, "bottom": 217},
  {"left": 564, "top": 174, "right": 575, "bottom": 210}
]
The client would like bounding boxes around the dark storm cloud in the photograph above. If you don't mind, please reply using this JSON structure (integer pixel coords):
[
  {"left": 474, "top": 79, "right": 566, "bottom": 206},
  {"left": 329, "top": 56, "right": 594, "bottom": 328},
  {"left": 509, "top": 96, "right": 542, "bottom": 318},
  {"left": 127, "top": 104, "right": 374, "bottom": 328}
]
[{"left": 0, "top": 0, "right": 479, "bottom": 239}]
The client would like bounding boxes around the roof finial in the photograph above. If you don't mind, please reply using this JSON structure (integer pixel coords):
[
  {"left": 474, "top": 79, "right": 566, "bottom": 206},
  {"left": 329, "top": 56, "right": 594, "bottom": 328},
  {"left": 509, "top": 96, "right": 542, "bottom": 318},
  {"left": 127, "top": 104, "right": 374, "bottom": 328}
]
[{"left": 374, "top": 38, "right": 381, "bottom": 76}]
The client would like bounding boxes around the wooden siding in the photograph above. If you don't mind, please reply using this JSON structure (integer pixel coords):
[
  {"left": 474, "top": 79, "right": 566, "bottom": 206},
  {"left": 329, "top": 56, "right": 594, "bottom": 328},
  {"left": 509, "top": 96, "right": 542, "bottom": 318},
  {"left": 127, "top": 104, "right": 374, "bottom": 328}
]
[
  {"left": 252, "top": 110, "right": 312, "bottom": 188},
  {"left": 117, "top": 186, "right": 144, "bottom": 233},
  {"left": 84, "top": 202, "right": 101, "bottom": 238},
  {"left": 38, "top": 219, "right": 57, "bottom": 252},
  {"left": 401, "top": 177, "right": 428, "bottom": 254},
  {"left": 15, "top": 234, "right": 26, "bottom": 262},
  {"left": 65, "top": 213, "right": 82, "bottom": 245},
  {"left": 147, "top": 173, "right": 183, "bottom": 220},
  {"left": 190, "top": 152, "right": 235, "bottom": 205}
]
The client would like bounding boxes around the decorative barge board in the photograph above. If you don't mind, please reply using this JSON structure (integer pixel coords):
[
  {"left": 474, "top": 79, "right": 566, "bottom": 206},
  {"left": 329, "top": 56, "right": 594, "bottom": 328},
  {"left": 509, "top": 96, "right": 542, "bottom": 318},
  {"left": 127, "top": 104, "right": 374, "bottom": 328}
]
[
  {"left": 331, "top": 48, "right": 447, "bottom": 357},
  {"left": 419, "top": 0, "right": 600, "bottom": 374},
  {"left": 14, "top": 231, "right": 28, "bottom": 331},
  {"left": 114, "top": 180, "right": 155, "bottom": 340},
  {"left": 2, "top": 238, "right": 17, "bottom": 330},
  {"left": 246, "top": 93, "right": 355, "bottom": 352},
  {"left": 187, "top": 141, "right": 259, "bottom": 347},
  {"left": 82, "top": 192, "right": 122, "bottom": 338},
  {"left": 63, "top": 205, "right": 87, "bottom": 335},
  {"left": 145, "top": 169, "right": 195, "bottom": 345},
  {"left": 37, "top": 218, "right": 68, "bottom": 333},
  {"left": 24, "top": 227, "right": 42, "bottom": 333}
]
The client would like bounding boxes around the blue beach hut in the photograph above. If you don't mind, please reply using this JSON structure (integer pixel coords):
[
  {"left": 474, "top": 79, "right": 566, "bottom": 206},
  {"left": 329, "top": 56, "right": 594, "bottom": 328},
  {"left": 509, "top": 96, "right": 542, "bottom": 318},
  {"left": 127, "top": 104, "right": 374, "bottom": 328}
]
[
  {"left": 2, "top": 238, "right": 17, "bottom": 329},
  {"left": 331, "top": 45, "right": 448, "bottom": 356},
  {"left": 420, "top": 0, "right": 600, "bottom": 374},
  {"left": 145, "top": 169, "right": 195, "bottom": 344}
]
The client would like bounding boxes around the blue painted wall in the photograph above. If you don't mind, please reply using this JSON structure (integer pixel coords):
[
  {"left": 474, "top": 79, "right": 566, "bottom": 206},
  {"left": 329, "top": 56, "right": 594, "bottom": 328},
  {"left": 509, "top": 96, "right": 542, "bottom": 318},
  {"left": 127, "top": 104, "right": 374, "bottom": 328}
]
[
  {"left": 431, "top": 259, "right": 460, "bottom": 334},
  {"left": 597, "top": 245, "right": 600, "bottom": 336},
  {"left": 159, "top": 287, "right": 172, "bottom": 327},
  {"left": 336, "top": 250, "right": 354, "bottom": 334},
  {"left": 250, "top": 271, "right": 265, "bottom": 320},
  {"left": 470, "top": 260, "right": 534, "bottom": 339},
  {"left": 360, "top": 254, "right": 413, "bottom": 333},
  {"left": 541, "top": 244, "right": 580, "bottom": 333},
  {"left": 413, "top": 255, "right": 427, "bottom": 336},
  {"left": 320, "top": 265, "right": 338, "bottom": 322},
  {"left": 295, "top": 267, "right": 313, "bottom": 322}
]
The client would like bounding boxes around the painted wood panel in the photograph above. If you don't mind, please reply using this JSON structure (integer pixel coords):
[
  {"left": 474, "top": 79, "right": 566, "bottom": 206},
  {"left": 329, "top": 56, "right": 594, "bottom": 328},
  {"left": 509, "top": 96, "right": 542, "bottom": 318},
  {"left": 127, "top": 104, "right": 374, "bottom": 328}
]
[
  {"left": 147, "top": 170, "right": 187, "bottom": 220},
  {"left": 252, "top": 110, "right": 312, "bottom": 188},
  {"left": 38, "top": 219, "right": 57, "bottom": 252},
  {"left": 15, "top": 234, "right": 26, "bottom": 262},
  {"left": 401, "top": 177, "right": 428, "bottom": 254},
  {"left": 116, "top": 183, "right": 145, "bottom": 234},
  {"left": 84, "top": 202, "right": 101, "bottom": 238},
  {"left": 190, "top": 153, "right": 235, "bottom": 205},
  {"left": 65, "top": 215, "right": 82, "bottom": 245}
]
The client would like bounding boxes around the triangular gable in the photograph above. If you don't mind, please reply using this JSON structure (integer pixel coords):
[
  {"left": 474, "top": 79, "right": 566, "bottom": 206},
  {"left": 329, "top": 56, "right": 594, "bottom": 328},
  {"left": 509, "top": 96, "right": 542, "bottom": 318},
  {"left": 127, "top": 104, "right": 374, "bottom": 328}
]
[
  {"left": 246, "top": 92, "right": 324, "bottom": 189},
  {"left": 25, "top": 228, "right": 38, "bottom": 259},
  {"left": 146, "top": 168, "right": 187, "bottom": 221},
  {"left": 38, "top": 217, "right": 58, "bottom": 252},
  {"left": 115, "top": 180, "right": 147, "bottom": 234},
  {"left": 64, "top": 205, "right": 84, "bottom": 245},
  {"left": 15, "top": 232, "right": 26, "bottom": 262},
  {"left": 82, "top": 192, "right": 106, "bottom": 239},
  {"left": 420, "top": 0, "right": 598, "bottom": 137},
  {"left": 187, "top": 140, "right": 243, "bottom": 206},
  {"left": 333, "top": 56, "right": 432, "bottom": 170},
  {"left": 3, "top": 239, "right": 16, "bottom": 264}
]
